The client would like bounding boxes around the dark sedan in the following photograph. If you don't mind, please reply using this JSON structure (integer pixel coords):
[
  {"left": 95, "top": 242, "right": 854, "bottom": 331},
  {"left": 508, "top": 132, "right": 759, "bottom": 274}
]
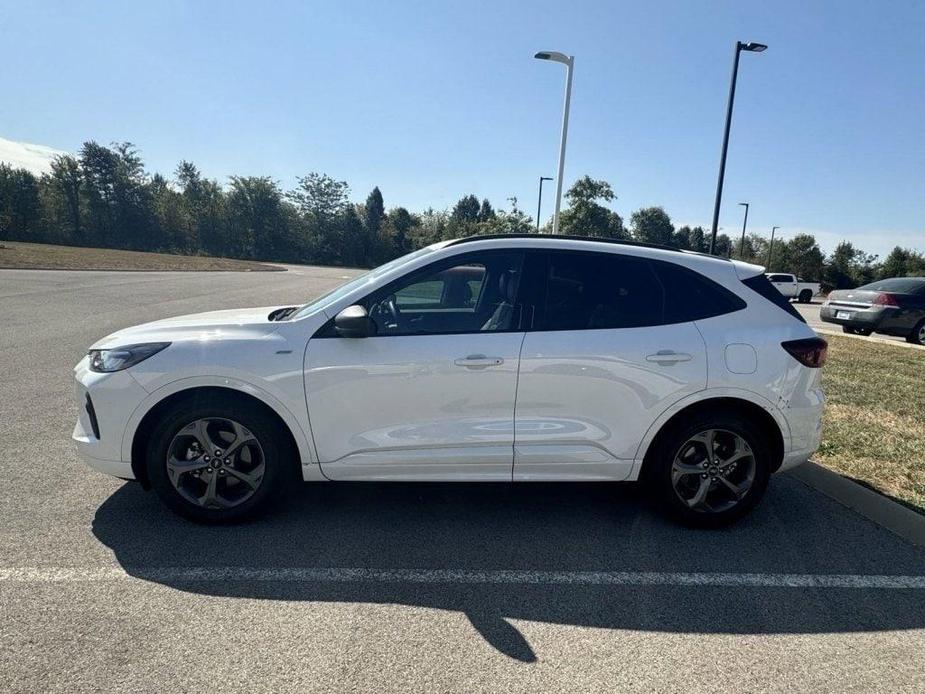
[{"left": 821, "top": 277, "right": 925, "bottom": 344}]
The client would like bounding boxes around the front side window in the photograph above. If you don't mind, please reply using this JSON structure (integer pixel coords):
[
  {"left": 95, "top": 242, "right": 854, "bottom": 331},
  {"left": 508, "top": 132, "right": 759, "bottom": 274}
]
[{"left": 363, "top": 251, "right": 524, "bottom": 336}]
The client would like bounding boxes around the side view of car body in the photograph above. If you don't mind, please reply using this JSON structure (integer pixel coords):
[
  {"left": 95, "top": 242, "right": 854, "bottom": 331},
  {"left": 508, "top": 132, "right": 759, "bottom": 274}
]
[
  {"left": 74, "top": 235, "right": 826, "bottom": 526},
  {"left": 821, "top": 277, "right": 925, "bottom": 344},
  {"left": 766, "top": 273, "right": 820, "bottom": 303}
]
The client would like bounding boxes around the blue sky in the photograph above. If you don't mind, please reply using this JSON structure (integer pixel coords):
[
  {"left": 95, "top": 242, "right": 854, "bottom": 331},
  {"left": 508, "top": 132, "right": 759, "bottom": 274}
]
[{"left": 1, "top": 0, "right": 922, "bottom": 256}]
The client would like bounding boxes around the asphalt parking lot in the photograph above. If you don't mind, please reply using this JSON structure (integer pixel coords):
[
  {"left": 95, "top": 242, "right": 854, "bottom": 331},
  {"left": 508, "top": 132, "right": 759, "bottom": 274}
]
[{"left": 2, "top": 267, "right": 924, "bottom": 693}]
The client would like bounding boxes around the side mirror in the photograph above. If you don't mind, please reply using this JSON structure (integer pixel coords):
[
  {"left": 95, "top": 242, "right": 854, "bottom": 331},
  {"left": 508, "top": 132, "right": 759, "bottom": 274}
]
[{"left": 334, "top": 305, "right": 375, "bottom": 338}]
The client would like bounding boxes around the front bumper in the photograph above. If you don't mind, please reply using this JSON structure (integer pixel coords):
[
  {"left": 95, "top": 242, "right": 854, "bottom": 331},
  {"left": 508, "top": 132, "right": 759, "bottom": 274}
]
[{"left": 73, "top": 357, "right": 149, "bottom": 479}]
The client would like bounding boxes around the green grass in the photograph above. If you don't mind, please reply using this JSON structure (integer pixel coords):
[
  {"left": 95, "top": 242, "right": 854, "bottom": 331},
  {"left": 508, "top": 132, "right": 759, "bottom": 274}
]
[
  {"left": 816, "top": 334, "right": 925, "bottom": 513},
  {"left": 0, "top": 241, "right": 283, "bottom": 272}
]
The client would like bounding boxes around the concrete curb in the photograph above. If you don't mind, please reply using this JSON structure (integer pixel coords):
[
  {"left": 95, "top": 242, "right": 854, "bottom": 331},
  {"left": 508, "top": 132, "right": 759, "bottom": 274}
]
[
  {"left": 788, "top": 462, "right": 925, "bottom": 547},
  {"left": 813, "top": 327, "right": 925, "bottom": 351}
]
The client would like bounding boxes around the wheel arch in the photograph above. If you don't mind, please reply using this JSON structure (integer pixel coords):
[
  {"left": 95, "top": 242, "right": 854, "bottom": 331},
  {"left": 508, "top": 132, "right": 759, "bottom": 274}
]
[
  {"left": 635, "top": 394, "right": 787, "bottom": 482},
  {"left": 128, "top": 385, "right": 313, "bottom": 489}
]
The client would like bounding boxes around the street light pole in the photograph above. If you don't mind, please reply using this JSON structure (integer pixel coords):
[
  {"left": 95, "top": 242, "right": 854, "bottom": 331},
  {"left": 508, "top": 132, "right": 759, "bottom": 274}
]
[
  {"left": 536, "top": 176, "right": 553, "bottom": 232},
  {"left": 534, "top": 51, "right": 574, "bottom": 234},
  {"left": 767, "top": 226, "right": 780, "bottom": 268},
  {"left": 709, "top": 40, "right": 767, "bottom": 255},
  {"left": 737, "top": 202, "right": 750, "bottom": 258}
]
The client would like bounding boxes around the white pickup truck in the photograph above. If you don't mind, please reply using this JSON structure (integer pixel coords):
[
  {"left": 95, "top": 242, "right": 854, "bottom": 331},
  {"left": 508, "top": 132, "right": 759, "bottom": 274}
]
[{"left": 766, "top": 273, "right": 821, "bottom": 303}]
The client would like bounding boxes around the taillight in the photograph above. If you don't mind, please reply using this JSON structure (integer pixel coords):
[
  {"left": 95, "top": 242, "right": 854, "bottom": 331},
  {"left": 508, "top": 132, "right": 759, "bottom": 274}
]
[
  {"left": 782, "top": 337, "right": 828, "bottom": 368},
  {"left": 873, "top": 293, "right": 899, "bottom": 307}
]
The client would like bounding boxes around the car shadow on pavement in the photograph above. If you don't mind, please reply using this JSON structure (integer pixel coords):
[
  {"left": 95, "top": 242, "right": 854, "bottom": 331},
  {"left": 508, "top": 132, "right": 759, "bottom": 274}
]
[{"left": 92, "top": 476, "right": 925, "bottom": 662}]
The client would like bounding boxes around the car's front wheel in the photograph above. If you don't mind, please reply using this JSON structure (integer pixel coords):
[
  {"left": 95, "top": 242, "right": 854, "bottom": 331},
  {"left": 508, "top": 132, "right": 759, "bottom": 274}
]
[
  {"left": 644, "top": 411, "right": 771, "bottom": 527},
  {"left": 146, "top": 397, "right": 292, "bottom": 523}
]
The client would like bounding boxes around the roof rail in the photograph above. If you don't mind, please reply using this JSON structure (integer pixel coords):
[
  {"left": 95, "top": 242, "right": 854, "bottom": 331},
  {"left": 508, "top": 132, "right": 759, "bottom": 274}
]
[{"left": 445, "top": 233, "right": 728, "bottom": 260}]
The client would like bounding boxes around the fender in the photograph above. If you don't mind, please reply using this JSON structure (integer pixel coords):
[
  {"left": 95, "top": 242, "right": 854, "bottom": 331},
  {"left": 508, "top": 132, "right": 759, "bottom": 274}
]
[
  {"left": 119, "top": 374, "right": 326, "bottom": 481},
  {"left": 628, "top": 387, "right": 792, "bottom": 480}
]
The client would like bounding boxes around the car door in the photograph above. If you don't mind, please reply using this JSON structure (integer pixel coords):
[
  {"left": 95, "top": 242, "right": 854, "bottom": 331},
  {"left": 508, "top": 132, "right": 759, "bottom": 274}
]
[
  {"left": 304, "top": 249, "right": 526, "bottom": 481},
  {"left": 513, "top": 250, "right": 709, "bottom": 481}
]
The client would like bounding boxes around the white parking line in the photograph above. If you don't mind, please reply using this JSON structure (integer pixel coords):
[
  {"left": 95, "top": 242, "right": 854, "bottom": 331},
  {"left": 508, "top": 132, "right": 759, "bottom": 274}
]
[{"left": 2, "top": 567, "right": 924, "bottom": 588}]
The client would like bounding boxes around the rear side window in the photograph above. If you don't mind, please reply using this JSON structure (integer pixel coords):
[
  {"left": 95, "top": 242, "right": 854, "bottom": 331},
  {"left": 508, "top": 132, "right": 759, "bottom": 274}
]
[
  {"left": 652, "top": 260, "right": 746, "bottom": 323},
  {"left": 742, "top": 274, "right": 806, "bottom": 322},
  {"left": 768, "top": 274, "right": 792, "bottom": 282},
  {"left": 857, "top": 278, "right": 925, "bottom": 294},
  {"left": 537, "top": 251, "right": 665, "bottom": 330}
]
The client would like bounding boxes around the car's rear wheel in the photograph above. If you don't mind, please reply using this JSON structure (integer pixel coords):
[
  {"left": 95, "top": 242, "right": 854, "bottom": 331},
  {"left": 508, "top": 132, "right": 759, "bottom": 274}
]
[
  {"left": 644, "top": 412, "right": 771, "bottom": 527},
  {"left": 798, "top": 289, "right": 813, "bottom": 303},
  {"left": 843, "top": 326, "right": 872, "bottom": 336},
  {"left": 906, "top": 319, "right": 925, "bottom": 345},
  {"left": 146, "top": 398, "right": 291, "bottom": 523}
]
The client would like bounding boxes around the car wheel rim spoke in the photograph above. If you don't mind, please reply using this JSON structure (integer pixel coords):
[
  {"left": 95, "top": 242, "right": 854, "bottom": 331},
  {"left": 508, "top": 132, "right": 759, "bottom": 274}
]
[
  {"left": 671, "top": 429, "right": 756, "bottom": 514},
  {"left": 166, "top": 417, "right": 265, "bottom": 509}
]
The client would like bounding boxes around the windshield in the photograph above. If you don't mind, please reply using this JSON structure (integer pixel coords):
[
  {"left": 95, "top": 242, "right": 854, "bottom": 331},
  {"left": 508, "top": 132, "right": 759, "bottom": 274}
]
[
  {"left": 857, "top": 278, "right": 925, "bottom": 294},
  {"left": 290, "top": 245, "right": 439, "bottom": 319}
]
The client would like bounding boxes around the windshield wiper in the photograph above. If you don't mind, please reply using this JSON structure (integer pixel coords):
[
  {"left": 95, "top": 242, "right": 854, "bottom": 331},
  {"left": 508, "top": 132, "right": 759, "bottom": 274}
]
[{"left": 267, "top": 306, "right": 299, "bottom": 322}]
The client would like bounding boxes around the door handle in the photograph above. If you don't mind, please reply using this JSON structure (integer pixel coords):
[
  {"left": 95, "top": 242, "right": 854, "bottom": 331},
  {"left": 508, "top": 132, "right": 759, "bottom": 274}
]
[
  {"left": 645, "top": 350, "right": 693, "bottom": 365},
  {"left": 454, "top": 354, "right": 504, "bottom": 369}
]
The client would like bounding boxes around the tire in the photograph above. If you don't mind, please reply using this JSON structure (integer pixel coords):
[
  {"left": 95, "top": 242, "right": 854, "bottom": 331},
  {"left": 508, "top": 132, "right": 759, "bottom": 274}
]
[
  {"left": 906, "top": 319, "right": 925, "bottom": 346},
  {"left": 842, "top": 326, "right": 872, "bottom": 336},
  {"left": 643, "top": 410, "right": 771, "bottom": 528},
  {"left": 146, "top": 395, "right": 294, "bottom": 523},
  {"left": 798, "top": 289, "right": 813, "bottom": 303}
]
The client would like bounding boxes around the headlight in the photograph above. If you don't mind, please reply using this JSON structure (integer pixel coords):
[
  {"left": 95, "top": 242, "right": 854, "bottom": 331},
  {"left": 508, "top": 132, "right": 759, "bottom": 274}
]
[{"left": 88, "top": 342, "right": 170, "bottom": 372}]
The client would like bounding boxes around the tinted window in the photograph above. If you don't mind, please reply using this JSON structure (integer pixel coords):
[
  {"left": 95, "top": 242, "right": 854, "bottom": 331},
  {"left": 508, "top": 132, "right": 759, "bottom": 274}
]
[
  {"left": 652, "top": 260, "right": 746, "bottom": 323},
  {"left": 742, "top": 274, "right": 806, "bottom": 323},
  {"left": 537, "top": 252, "right": 665, "bottom": 330},
  {"left": 768, "top": 274, "right": 792, "bottom": 282},
  {"left": 857, "top": 278, "right": 925, "bottom": 294},
  {"left": 362, "top": 251, "right": 523, "bottom": 336}
]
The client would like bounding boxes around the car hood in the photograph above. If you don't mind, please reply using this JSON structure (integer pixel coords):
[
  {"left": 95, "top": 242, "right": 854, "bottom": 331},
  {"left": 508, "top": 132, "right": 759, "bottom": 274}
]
[{"left": 90, "top": 306, "right": 292, "bottom": 349}]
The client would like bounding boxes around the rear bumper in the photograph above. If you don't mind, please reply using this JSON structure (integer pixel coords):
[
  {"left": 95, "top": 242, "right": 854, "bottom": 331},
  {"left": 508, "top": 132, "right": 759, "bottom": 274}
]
[{"left": 819, "top": 305, "right": 886, "bottom": 330}]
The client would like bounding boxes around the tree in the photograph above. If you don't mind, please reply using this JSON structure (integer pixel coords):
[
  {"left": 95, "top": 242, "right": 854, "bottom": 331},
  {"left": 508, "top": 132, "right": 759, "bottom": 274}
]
[
  {"left": 478, "top": 198, "right": 495, "bottom": 222},
  {"left": 673, "top": 225, "right": 692, "bottom": 250},
  {"left": 879, "top": 246, "right": 925, "bottom": 279},
  {"left": 689, "top": 226, "right": 706, "bottom": 253},
  {"left": 629, "top": 206, "right": 674, "bottom": 246},
  {"left": 0, "top": 165, "right": 42, "bottom": 241},
  {"left": 287, "top": 172, "right": 350, "bottom": 222},
  {"left": 48, "top": 154, "right": 82, "bottom": 241},
  {"left": 823, "top": 241, "right": 878, "bottom": 289},
  {"left": 226, "top": 176, "right": 286, "bottom": 260},
  {"left": 363, "top": 186, "right": 386, "bottom": 265},
  {"left": 558, "top": 175, "right": 625, "bottom": 238},
  {"left": 714, "top": 233, "right": 732, "bottom": 258},
  {"left": 477, "top": 197, "right": 534, "bottom": 235},
  {"left": 451, "top": 194, "right": 481, "bottom": 224},
  {"left": 778, "top": 233, "right": 824, "bottom": 280},
  {"left": 385, "top": 206, "right": 416, "bottom": 255}
]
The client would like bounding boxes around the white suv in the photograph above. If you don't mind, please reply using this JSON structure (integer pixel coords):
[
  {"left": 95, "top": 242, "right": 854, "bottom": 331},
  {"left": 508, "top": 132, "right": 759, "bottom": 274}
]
[{"left": 73, "top": 235, "right": 826, "bottom": 527}]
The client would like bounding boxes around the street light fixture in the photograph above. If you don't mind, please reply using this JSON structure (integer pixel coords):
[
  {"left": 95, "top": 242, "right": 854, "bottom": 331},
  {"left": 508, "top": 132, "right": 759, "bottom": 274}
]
[
  {"left": 709, "top": 40, "right": 767, "bottom": 254},
  {"left": 536, "top": 176, "right": 553, "bottom": 232},
  {"left": 767, "top": 226, "right": 780, "bottom": 268},
  {"left": 534, "top": 50, "right": 574, "bottom": 235},
  {"left": 737, "top": 202, "right": 750, "bottom": 258}
]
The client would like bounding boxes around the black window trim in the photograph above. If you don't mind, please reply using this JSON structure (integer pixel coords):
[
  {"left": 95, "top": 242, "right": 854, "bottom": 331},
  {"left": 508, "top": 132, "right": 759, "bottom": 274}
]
[
  {"left": 523, "top": 248, "right": 746, "bottom": 334},
  {"left": 314, "top": 246, "right": 748, "bottom": 338},
  {"left": 313, "top": 248, "right": 529, "bottom": 338}
]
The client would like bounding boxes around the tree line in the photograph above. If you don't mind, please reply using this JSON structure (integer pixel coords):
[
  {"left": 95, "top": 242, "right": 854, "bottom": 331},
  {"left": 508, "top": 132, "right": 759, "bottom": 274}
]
[{"left": 1, "top": 140, "right": 922, "bottom": 288}]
